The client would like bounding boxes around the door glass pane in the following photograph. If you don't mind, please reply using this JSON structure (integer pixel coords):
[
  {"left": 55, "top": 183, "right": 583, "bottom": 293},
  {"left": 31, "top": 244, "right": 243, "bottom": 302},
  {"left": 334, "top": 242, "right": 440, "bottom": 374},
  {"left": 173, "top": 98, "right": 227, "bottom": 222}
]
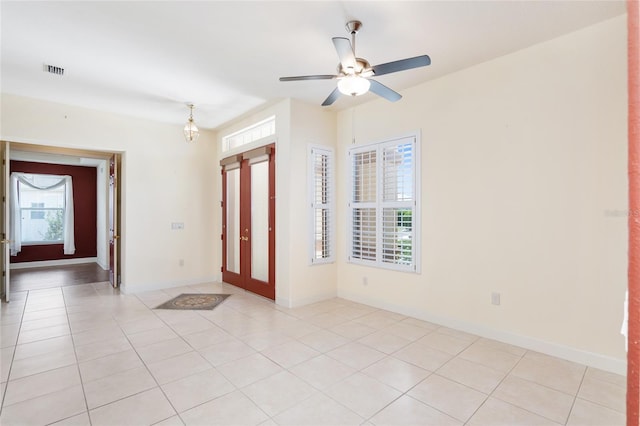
[
  {"left": 251, "top": 161, "right": 269, "bottom": 282},
  {"left": 226, "top": 168, "right": 240, "bottom": 273}
]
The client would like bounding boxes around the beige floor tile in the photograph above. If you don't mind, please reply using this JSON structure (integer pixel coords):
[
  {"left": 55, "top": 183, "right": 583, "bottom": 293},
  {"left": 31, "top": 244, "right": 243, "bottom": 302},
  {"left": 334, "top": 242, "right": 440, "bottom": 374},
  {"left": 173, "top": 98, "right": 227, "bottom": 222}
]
[
  {"left": 238, "top": 330, "right": 293, "bottom": 351},
  {"left": 9, "top": 346, "right": 76, "bottom": 380},
  {"left": 566, "top": 398, "right": 625, "bottom": 426},
  {"left": 369, "top": 394, "right": 462, "bottom": 426},
  {"left": 324, "top": 372, "right": 401, "bottom": 418},
  {"left": 417, "top": 331, "right": 473, "bottom": 355},
  {"left": 357, "top": 330, "right": 411, "bottom": 354},
  {"left": 21, "top": 307, "right": 66, "bottom": 322},
  {"left": 392, "top": 341, "right": 452, "bottom": 371},
  {"left": 71, "top": 324, "right": 125, "bottom": 347},
  {"left": 4, "top": 364, "right": 81, "bottom": 406},
  {"left": 182, "top": 326, "right": 233, "bottom": 350},
  {"left": 79, "top": 349, "right": 144, "bottom": 382},
  {"left": 118, "top": 315, "right": 166, "bottom": 335},
  {"left": 136, "top": 337, "right": 193, "bottom": 364},
  {"left": 74, "top": 335, "right": 132, "bottom": 362},
  {"left": 13, "top": 334, "right": 73, "bottom": 361},
  {"left": 242, "top": 370, "right": 317, "bottom": 417},
  {"left": 261, "top": 340, "right": 320, "bottom": 368},
  {"left": 69, "top": 317, "right": 119, "bottom": 334},
  {"left": 493, "top": 375, "right": 574, "bottom": 424},
  {"left": 436, "top": 327, "right": 480, "bottom": 342},
  {"left": 297, "top": 329, "right": 349, "bottom": 352},
  {"left": 326, "top": 342, "right": 385, "bottom": 370},
  {"left": 510, "top": 351, "right": 586, "bottom": 395},
  {"left": 468, "top": 397, "right": 562, "bottom": 425},
  {"left": 168, "top": 316, "right": 217, "bottom": 336},
  {"left": 89, "top": 387, "right": 176, "bottom": 426},
  {"left": 198, "top": 338, "right": 257, "bottom": 366},
  {"left": 289, "top": 354, "right": 357, "bottom": 390},
  {"left": 20, "top": 314, "right": 68, "bottom": 332},
  {"left": 17, "top": 323, "right": 70, "bottom": 345},
  {"left": 474, "top": 337, "right": 527, "bottom": 356},
  {"left": 353, "top": 310, "right": 405, "bottom": 329},
  {"left": 380, "top": 321, "right": 430, "bottom": 341},
  {"left": 398, "top": 317, "right": 439, "bottom": 332},
  {"left": 128, "top": 325, "right": 179, "bottom": 349},
  {"left": 180, "top": 390, "right": 268, "bottom": 425},
  {"left": 217, "top": 352, "right": 282, "bottom": 388},
  {"left": 458, "top": 343, "right": 521, "bottom": 373},
  {"left": 306, "top": 312, "right": 351, "bottom": 328},
  {"left": 583, "top": 366, "right": 626, "bottom": 387},
  {"left": 153, "top": 415, "right": 185, "bottom": 426},
  {"left": 329, "top": 321, "right": 378, "bottom": 340},
  {"left": 161, "top": 368, "right": 236, "bottom": 413},
  {"left": 1, "top": 345, "right": 15, "bottom": 382},
  {"left": 577, "top": 371, "right": 626, "bottom": 412},
  {"left": 437, "top": 356, "right": 506, "bottom": 394},
  {"left": 146, "top": 350, "right": 211, "bottom": 385},
  {"left": 273, "top": 392, "right": 363, "bottom": 426},
  {"left": 362, "top": 356, "right": 431, "bottom": 392},
  {"left": 0, "top": 384, "right": 86, "bottom": 426},
  {"left": 49, "top": 411, "right": 91, "bottom": 426},
  {"left": 0, "top": 312, "right": 23, "bottom": 326},
  {"left": 83, "top": 365, "right": 157, "bottom": 408},
  {"left": 409, "top": 374, "right": 487, "bottom": 422}
]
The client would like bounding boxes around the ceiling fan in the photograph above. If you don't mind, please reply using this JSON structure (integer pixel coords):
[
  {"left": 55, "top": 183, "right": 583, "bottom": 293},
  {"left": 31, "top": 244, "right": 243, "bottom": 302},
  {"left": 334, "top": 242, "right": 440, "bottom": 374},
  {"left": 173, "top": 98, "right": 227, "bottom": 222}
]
[{"left": 279, "top": 20, "right": 431, "bottom": 106}]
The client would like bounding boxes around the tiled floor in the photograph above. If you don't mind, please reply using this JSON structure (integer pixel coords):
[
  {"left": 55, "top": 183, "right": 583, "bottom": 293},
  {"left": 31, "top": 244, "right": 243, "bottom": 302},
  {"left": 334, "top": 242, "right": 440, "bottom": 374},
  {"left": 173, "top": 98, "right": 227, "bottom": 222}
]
[{"left": 0, "top": 281, "right": 626, "bottom": 426}]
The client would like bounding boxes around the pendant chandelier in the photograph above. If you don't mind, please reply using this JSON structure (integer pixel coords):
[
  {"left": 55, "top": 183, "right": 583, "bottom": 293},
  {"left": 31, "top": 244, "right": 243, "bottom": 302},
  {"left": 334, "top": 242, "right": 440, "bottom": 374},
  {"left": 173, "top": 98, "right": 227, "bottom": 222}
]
[{"left": 183, "top": 104, "right": 199, "bottom": 143}]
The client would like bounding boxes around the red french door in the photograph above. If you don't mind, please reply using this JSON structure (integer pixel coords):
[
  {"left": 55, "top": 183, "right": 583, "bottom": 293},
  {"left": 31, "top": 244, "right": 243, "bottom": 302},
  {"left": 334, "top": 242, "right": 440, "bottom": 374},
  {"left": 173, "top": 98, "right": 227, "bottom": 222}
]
[{"left": 221, "top": 145, "right": 275, "bottom": 300}]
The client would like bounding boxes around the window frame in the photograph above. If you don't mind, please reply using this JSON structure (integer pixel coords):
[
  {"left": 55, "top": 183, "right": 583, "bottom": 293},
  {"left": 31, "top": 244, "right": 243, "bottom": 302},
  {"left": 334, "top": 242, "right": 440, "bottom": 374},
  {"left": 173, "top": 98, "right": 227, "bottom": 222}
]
[
  {"left": 17, "top": 175, "right": 67, "bottom": 245},
  {"left": 308, "top": 145, "right": 335, "bottom": 265},
  {"left": 347, "top": 133, "right": 421, "bottom": 273}
]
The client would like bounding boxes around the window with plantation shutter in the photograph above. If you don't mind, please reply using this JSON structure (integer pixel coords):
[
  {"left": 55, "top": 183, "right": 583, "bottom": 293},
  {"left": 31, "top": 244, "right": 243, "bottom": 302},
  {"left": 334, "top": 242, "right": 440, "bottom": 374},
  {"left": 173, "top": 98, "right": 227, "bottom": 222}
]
[
  {"left": 348, "top": 135, "right": 420, "bottom": 272},
  {"left": 309, "top": 146, "right": 335, "bottom": 264}
]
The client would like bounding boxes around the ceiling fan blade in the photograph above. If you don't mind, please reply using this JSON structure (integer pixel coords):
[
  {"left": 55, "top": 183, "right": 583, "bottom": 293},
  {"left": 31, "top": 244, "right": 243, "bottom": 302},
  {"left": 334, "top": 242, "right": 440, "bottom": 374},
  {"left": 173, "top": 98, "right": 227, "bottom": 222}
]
[
  {"left": 371, "top": 55, "right": 431, "bottom": 77},
  {"left": 332, "top": 37, "right": 356, "bottom": 71},
  {"left": 279, "top": 75, "right": 336, "bottom": 81},
  {"left": 321, "top": 87, "right": 341, "bottom": 106},
  {"left": 368, "top": 79, "right": 402, "bottom": 102}
]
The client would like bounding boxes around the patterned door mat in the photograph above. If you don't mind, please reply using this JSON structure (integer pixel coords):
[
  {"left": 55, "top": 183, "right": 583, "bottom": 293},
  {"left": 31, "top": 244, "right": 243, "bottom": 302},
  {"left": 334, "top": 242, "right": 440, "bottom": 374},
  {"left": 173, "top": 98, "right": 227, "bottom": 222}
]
[{"left": 155, "top": 293, "right": 230, "bottom": 310}]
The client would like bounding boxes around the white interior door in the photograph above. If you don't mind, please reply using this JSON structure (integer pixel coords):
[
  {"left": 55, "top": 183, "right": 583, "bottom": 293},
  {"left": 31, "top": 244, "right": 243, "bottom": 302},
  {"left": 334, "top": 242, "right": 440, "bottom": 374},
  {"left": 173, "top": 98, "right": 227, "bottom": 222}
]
[{"left": 1, "top": 141, "right": 10, "bottom": 302}]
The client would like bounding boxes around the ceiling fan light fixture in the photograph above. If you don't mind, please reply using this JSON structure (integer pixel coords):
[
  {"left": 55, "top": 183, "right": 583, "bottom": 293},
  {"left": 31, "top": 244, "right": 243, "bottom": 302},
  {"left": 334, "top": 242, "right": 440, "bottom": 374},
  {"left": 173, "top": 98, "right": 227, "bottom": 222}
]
[
  {"left": 183, "top": 104, "right": 199, "bottom": 143},
  {"left": 338, "top": 75, "right": 370, "bottom": 97}
]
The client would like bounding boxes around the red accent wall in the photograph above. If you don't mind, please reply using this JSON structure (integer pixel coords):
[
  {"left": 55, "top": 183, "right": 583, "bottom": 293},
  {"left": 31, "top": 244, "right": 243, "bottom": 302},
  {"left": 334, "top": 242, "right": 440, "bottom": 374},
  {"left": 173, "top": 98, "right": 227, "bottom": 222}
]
[
  {"left": 628, "top": 1, "right": 640, "bottom": 424},
  {"left": 10, "top": 161, "right": 97, "bottom": 263}
]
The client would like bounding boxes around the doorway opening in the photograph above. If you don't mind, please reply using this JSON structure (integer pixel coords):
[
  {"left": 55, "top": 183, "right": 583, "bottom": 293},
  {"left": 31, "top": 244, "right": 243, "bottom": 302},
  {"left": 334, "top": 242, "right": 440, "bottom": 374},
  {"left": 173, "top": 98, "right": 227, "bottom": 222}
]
[
  {"left": 221, "top": 144, "right": 275, "bottom": 300},
  {"left": 1, "top": 141, "right": 122, "bottom": 301}
]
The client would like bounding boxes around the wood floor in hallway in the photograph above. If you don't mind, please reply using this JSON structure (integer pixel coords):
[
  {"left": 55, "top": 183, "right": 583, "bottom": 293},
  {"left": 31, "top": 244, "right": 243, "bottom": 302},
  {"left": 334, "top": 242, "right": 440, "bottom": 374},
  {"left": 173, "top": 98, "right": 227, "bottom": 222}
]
[{"left": 9, "top": 263, "right": 110, "bottom": 292}]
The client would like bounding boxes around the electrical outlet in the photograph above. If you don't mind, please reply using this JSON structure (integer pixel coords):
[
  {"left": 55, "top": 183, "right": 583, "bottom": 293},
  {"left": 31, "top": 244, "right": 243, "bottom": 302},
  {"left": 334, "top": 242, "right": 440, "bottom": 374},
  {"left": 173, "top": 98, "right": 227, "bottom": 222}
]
[
  {"left": 491, "top": 292, "right": 501, "bottom": 306},
  {"left": 171, "top": 222, "right": 184, "bottom": 230}
]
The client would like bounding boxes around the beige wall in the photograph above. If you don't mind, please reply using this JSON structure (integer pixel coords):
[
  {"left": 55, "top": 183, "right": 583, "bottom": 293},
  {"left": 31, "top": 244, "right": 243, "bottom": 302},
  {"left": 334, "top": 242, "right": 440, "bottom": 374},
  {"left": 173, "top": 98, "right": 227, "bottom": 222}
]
[
  {"left": 0, "top": 94, "right": 219, "bottom": 292},
  {"left": 335, "top": 16, "right": 628, "bottom": 373},
  {"left": 216, "top": 99, "right": 337, "bottom": 307}
]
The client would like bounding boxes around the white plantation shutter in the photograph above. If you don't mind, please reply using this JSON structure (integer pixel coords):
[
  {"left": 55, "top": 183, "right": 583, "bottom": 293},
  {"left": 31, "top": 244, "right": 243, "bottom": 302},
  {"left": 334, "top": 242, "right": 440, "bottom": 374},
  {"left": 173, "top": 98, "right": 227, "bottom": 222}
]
[
  {"left": 348, "top": 135, "right": 419, "bottom": 272},
  {"left": 309, "top": 146, "right": 335, "bottom": 264}
]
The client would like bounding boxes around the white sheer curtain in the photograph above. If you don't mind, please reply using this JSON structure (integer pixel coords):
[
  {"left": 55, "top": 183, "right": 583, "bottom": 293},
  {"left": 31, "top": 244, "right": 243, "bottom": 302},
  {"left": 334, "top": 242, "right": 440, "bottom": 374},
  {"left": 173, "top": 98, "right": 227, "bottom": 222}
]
[{"left": 10, "top": 173, "right": 75, "bottom": 256}]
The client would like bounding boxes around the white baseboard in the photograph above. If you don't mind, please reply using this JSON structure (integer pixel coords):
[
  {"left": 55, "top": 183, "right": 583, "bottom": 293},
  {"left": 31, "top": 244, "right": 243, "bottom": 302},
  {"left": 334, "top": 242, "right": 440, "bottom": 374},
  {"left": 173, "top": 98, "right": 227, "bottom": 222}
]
[
  {"left": 281, "top": 291, "right": 338, "bottom": 309},
  {"left": 10, "top": 257, "right": 98, "bottom": 270},
  {"left": 120, "top": 275, "right": 219, "bottom": 294},
  {"left": 338, "top": 289, "right": 627, "bottom": 376}
]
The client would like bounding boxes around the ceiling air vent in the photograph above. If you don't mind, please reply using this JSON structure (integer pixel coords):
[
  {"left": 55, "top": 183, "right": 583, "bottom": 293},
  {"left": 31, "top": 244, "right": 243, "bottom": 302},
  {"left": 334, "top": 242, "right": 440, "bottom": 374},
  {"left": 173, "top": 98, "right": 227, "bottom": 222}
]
[{"left": 43, "top": 63, "right": 64, "bottom": 76}]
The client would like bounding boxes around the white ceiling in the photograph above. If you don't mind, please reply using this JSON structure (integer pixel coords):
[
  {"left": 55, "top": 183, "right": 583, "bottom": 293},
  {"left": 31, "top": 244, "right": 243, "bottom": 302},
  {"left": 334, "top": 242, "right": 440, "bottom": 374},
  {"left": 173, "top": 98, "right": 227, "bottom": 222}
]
[{"left": 1, "top": 1, "right": 625, "bottom": 130}]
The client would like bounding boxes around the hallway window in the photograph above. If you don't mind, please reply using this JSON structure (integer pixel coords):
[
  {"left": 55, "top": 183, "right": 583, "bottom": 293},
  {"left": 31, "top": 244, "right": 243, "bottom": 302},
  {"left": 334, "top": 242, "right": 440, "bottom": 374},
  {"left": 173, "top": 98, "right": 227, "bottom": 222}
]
[
  {"left": 309, "top": 146, "right": 334, "bottom": 264},
  {"left": 348, "top": 135, "right": 420, "bottom": 272},
  {"left": 19, "top": 178, "right": 65, "bottom": 243},
  {"left": 10, "top": 173, "right": 76, "bottom": 255}
]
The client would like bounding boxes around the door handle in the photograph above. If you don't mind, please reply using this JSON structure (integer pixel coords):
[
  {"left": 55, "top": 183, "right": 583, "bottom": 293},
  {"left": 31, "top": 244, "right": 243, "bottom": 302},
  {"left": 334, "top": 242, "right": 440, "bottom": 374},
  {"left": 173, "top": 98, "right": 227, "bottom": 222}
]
[{"left": 240, "top": 236, "right": 249, "bottom": 241}]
